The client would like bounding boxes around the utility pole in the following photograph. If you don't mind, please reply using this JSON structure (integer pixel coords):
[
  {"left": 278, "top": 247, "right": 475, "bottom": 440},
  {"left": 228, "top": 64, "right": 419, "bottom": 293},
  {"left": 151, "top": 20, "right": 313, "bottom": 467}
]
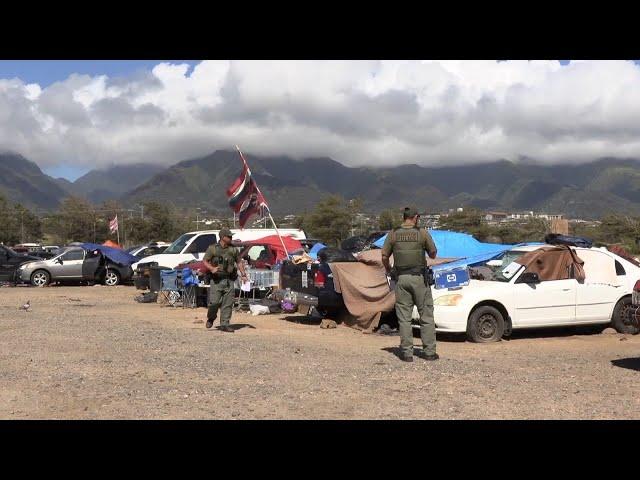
[{"left": 20, "top": 210, "right": 24, "bottom": 243}]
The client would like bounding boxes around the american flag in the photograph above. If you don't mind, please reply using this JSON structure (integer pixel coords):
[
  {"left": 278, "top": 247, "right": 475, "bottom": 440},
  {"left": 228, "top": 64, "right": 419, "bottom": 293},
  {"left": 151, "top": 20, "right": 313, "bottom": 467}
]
[{"left": 109, "top": 215, "right": 119, "bottom": 234}]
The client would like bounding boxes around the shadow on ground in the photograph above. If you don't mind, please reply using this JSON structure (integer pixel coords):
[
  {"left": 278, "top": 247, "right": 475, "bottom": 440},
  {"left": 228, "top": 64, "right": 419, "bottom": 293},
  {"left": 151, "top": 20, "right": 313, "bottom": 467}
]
[
  {"left": 229, "top": 323, "right": 256, "bottom": 331},
  {"left": 503, "top": 326, "right": 607, "bottom": 341},
  {"left": 282, "top": 315, "right": 324, "bottom": 326},
  {"left": 611, "top": 357, "right": 640, "bottom": 372}
]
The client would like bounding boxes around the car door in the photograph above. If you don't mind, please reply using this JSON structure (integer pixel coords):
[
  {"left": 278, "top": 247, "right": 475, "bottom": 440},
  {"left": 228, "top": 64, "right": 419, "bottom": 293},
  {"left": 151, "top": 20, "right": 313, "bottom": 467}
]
[
  {"left": 511, "top": 273, "right": 577, "bottom": 327},
  {"left": 57, "top": 249, "right": 86, "bottom": 279},
  {"left": 574, "top": 249, "right": 622, "bottom": 323},
  {"left": 0, "top": 246, "right": 13, "bottom": 281},
  {"left": 184, "top": 234, "right": 217, "bottom": 260}
]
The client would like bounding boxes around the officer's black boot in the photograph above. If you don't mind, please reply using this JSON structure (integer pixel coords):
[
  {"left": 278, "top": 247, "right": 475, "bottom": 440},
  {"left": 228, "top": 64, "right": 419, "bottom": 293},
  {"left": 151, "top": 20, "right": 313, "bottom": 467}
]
[
  {"left": 218, "top": 325, "right": 234, "bottom": 333},
  {"left": 417, "top": 350, "right": 439, "bottom": 361},
  {"left": 400, "top": 352, "right": 413, "bottom": 362}
]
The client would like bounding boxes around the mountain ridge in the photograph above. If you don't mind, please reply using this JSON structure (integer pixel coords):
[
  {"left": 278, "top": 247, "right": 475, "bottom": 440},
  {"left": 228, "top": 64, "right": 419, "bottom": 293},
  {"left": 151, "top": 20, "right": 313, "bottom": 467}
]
[{"left": 4, "top": 150, "right": 640, "bottom": 219}]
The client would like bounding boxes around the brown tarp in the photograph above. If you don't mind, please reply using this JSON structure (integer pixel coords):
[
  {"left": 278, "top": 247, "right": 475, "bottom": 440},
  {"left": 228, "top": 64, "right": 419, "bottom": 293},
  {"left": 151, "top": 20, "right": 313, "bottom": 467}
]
[
  {"left": 329, "top": 250, "right": 458, "bottom": 332},
  {"left": 330, "top": 251, "right": 395, "bottom": 332},
  {"left": 515, "top": 246, "right": 585, "bottom": 282}
]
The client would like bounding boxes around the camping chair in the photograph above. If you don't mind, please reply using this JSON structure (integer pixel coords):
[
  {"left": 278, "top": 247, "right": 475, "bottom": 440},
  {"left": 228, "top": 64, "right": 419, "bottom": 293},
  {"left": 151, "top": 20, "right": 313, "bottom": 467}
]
[
  {"left": 159, "top": 269, "right": 180, "bottom": 306},
  {"left": 180, "top": 267, "right": 198, "bottom": 309}
]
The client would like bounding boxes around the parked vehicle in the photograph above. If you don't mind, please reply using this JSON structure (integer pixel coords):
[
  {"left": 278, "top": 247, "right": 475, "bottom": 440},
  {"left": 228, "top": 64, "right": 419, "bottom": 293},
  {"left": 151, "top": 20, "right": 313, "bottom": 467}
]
[
  {"left": 127, "top": 242, "right": 171, "bottom": 259},
  {"left": 0, "top": 245, "right": 41, "bottom": 282},
  {"left": 16, "top": 246, "right": 134, "bottom": 287},
  {"left": 131, "top": 229, "right": 306, "bottom": 272},
  {"left": 432, "top": 245, "right": 640, "bottom": 342},
  {"left": 627, "top": 279, "right": 640, "bottom": 331},
  {"left": 276, "top": 243, "right": 640, "bottom": 342}
]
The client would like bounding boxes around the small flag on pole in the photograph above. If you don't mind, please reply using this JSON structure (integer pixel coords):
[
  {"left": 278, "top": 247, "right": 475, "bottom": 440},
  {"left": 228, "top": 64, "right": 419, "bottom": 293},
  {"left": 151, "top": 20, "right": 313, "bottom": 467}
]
[{"left": 109, "top": 215, "right": 119, "bottom": 234}]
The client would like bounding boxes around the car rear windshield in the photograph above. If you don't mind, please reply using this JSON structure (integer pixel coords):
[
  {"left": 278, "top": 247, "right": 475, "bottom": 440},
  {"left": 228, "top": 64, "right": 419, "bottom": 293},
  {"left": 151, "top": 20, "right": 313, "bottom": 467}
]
[{"left": 164, "top": 234, "right": 196, "bottom": 254}]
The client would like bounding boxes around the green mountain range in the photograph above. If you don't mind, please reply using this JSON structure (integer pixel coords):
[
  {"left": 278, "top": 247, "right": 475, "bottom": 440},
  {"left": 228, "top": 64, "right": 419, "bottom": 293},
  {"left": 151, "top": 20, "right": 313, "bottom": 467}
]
[
  {"left": 122, "top": 151, "right": 640, "bottom": 219},
  {"left": 4, "top": 150, "right": 640, "bottom": 219}
]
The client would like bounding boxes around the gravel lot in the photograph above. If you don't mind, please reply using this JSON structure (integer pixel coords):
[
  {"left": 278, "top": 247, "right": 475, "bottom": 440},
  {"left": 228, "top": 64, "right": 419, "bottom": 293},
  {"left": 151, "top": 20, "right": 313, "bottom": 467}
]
[{"left": 1, "top": 284, "right": 640, "bottom": 419}]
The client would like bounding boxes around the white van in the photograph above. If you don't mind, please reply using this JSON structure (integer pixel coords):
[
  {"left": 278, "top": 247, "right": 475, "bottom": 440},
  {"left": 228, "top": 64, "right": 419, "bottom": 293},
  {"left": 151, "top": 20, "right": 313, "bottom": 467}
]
[{"left": 131, "top": 228, "right": 306, "bottom": 270}]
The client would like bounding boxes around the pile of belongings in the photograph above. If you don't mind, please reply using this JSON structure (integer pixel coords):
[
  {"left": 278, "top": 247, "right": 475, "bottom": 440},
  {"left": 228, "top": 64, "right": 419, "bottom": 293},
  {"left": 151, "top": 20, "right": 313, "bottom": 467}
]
[
  {"left": 249, "top": 298, "right": 283, "bottom": 315},
  {"left": 544, "top": 233, "right": 593, "bottom": 248},
  {"left": 135, "top": 292, "right": 158, "bottom": 303},
  {"left": 340, "top": 232, "right": 386, "bottom": 253}
]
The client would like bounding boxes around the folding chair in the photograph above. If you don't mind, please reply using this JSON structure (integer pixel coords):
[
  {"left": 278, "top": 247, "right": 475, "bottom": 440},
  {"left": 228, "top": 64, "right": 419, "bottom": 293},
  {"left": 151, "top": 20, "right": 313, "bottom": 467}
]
[
  {"left": 159, "top": 269, "right": 180, "bottom": 306},
  {"left": 180, "top": 267, "right": 198, "bottom": 309}
]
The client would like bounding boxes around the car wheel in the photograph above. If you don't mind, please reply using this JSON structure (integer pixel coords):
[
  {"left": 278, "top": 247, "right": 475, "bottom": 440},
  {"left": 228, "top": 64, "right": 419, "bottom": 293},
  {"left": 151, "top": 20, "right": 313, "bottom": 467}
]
[
  {"left": 467, "top": 306, "right": 505, "bottom": 343},
  {"left": 611, "top": 296, "right": 639, "bottom": 334},
  {"left": 31, "top": 270, "right": 50, "bottom": 287},
  {"left": 104, "top": 269, "right": 121, "bottom": 286}
]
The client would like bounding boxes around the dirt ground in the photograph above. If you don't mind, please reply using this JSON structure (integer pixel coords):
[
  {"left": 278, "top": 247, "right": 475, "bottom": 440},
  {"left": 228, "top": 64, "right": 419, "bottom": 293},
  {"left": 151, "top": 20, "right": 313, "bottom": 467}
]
[{"left": 1, "top": 284, "right": 640, "bottom": 419}]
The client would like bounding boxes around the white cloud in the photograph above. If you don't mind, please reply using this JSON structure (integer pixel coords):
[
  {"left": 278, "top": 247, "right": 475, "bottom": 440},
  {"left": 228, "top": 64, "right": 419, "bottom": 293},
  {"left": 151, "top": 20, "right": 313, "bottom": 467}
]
[{"left": 2, "top": 60, "right": 640, "bottom": 171}]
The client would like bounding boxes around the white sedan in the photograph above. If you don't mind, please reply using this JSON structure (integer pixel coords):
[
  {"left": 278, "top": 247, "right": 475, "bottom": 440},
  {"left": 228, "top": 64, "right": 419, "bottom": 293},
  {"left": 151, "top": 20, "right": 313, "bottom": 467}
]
[{"left": 417, "top": 245, "right": 640, "bottom": 342}]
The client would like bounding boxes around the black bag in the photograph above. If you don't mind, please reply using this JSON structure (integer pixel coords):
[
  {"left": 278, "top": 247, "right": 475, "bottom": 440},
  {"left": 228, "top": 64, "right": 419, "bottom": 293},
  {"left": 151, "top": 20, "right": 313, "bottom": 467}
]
[
  {"left": 341, "top": 236, "right": 368, "bottom": 253},
  {"left": 545, "top": 233, "right": 593, "bottom": 248},
  {"left": 259, "top": 298, "right": 282, "bottom": 314},
  {"left": 317, "top": 247, "right": 357, "bottom": 263}
]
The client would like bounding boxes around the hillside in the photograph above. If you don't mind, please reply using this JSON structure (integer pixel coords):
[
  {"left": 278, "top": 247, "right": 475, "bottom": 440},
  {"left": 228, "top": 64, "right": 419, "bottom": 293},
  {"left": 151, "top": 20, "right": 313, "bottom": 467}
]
[
  {"left": 5, "top": 149, "right": 640, "bottom": 218},
  {"left": 0, "top": 153, "right": 69, "bottom": 210},
  {"left": 122, "top": 151, "right": 640, "bottom": 218},
  {"left": 72, "top": 163, "right": 166, "bottom": 203}
]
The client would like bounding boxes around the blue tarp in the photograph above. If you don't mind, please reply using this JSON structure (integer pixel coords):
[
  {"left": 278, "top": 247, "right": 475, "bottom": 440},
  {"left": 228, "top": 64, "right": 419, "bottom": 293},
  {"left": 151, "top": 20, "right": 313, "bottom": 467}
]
[
  {"left": 431, "top": 242, "right": 546, "bottom": 272},
  {"left": 79, "top": 243, "right": 141, "bottom": 266},
  {"left": 373, "top": 229, "right": 515, "bottom": 258},
  {"left": 308, "top": 242, "right": 327, "bottom": 260}
]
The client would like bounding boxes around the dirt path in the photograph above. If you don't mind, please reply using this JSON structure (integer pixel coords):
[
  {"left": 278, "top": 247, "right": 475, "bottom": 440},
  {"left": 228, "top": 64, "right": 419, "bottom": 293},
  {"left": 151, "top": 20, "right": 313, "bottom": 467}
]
[{"left": 1, "top": 285, "right": 639, "bottom": 419}]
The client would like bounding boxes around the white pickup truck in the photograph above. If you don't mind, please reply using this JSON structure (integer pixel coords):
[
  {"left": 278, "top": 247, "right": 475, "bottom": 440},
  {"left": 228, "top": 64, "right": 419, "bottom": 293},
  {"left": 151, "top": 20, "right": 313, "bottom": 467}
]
[{"left": 131, "top": 228, "right": 306, "bottom": 271}]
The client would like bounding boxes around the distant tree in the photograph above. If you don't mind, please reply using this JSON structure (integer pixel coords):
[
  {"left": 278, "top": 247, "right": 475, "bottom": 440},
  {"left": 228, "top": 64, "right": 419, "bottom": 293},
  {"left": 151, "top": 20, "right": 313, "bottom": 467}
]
[
  {"left": 303, "top": 195, "right": 354, "bottom": 246},
  {"left": 46, "top": 196, "right": 96, "bottom": 244},
  {"left": 378, "top": 208, "right": 402, "bottom": 231},
  {"left": 13, "top": 203, "right": 42, "bottom": 243},
  {"left": 0, "top": 194, "right": 19, "bottom": 244}
]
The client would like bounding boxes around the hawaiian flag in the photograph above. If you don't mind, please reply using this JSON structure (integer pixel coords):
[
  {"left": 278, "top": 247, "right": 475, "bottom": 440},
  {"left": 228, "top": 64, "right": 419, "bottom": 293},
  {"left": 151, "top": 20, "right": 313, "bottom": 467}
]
[
  {"left": 109, "top": 215, "right": 119, "bottom": 234},
  {"left": 226, "top": 150, "right": 268, "bottom": 228}
]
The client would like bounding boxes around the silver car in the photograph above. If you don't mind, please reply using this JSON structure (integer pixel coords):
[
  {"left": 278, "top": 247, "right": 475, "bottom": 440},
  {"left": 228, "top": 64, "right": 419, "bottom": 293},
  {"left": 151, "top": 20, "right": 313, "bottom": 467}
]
[{"left": 18, "top": 247, "right": 87, "bottom": 287}]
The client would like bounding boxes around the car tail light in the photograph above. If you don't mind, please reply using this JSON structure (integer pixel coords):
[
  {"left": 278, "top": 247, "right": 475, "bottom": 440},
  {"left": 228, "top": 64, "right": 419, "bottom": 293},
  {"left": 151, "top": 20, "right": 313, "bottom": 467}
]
[
  {"left": 634, "top": 280, "right": 640, "bottom": 292},
  {"left": 314, "top": 270, "right": 326, "bottom": 288}
]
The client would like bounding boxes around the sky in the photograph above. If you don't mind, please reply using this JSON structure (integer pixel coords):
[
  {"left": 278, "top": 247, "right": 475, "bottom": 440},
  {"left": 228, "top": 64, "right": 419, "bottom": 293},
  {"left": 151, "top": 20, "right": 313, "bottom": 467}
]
[{"left": 2, "top": 60, "right": 640, "bottom": 181}]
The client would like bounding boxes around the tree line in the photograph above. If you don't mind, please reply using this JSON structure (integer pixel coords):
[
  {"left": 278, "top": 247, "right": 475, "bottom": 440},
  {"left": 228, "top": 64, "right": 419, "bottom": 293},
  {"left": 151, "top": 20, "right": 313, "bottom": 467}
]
[
  {"left": 0, "top": 193, "right": 196, "bottom": 247},
  {"left": 3, "top": 192, "right": 640, "bottom": 254}
]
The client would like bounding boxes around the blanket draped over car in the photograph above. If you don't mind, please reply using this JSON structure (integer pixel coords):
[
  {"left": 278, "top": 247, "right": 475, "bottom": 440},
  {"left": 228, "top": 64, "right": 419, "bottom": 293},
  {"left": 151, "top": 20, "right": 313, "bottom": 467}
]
[
  {"left": 515, "top": 246, "right": 585, "bottom": 282},
  {"left": 328, "top": 249, "right": 463, "bottom": 331},
  {"left": 330, "top": 250, "right": 396, "bottom": 332}
]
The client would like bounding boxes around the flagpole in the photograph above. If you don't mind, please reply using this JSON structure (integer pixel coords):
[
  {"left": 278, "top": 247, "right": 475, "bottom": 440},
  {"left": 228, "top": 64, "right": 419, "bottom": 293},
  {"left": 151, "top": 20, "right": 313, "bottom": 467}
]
[{"left": 235, "top": 145, "right": 290, "bottom": 259}]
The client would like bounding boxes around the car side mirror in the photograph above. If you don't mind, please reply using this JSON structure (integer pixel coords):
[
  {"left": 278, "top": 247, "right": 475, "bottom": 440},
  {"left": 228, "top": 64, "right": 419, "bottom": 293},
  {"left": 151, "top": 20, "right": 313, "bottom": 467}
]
[
  {"left": 56, "top": 258, "right": 64, "bottom": 265},
  {"left": 518, "top": 272, "right": 540, "bottom": 284}
]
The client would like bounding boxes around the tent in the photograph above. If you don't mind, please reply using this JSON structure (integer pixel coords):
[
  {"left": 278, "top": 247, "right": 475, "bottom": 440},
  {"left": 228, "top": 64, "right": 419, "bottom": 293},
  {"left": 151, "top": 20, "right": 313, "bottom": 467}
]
[
  {"left": 80, "top": 243, "right": 141, "bottom": 266},
  {"left": 308, "top": 242, "right": 327, "bottom": 260},
  {"left": 241, "top": 235, "right": 303, "bottom": 262},
  {"left": 102, "top": 240, "right": 122, "bottom": 249}
]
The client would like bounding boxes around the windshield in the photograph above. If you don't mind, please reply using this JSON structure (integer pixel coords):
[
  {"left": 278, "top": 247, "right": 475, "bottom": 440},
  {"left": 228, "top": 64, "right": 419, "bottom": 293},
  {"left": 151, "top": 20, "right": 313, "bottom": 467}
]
[
  {"left": 488, "top": 250, "right": 527, "bottom": 282},
  {"left": 164, "top": 234, "right": 196, "bottom": 254}
]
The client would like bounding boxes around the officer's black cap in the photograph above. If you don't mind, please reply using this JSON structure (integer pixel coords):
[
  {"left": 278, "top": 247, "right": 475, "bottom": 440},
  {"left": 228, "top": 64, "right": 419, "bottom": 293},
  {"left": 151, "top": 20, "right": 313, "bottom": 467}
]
[
  {"left": 219, "top": 228, "right": 234, "bottom": 238},
  {"left": 404, "top": 206, "right": 419, "bottom": 217}
]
